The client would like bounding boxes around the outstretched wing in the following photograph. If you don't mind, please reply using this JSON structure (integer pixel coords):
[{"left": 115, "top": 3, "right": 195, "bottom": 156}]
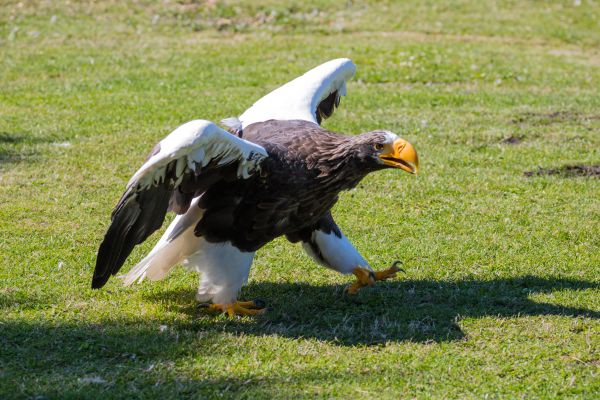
[
  {"left": 287, "top": 212, "right": 370, "bottom": 274},
  {"left": 233, "top": 58, "right": 356, "bottom": 129},
  {"left": 92, "top": 120, "right": 267, "bottom": 289}
]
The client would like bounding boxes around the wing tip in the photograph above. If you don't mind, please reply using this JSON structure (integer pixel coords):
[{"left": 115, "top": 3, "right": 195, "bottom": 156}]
[
  {"left": 91, "top": 274, "right": 108, "bottom": 289},
  {"left": 332, "top": 57, "right": 355, "bottom": 68},
  {"left": 319, "top": 57, "right": 356, "bottom": 77},
  {"left": 239, "top": 57, "right": 357, "bottom": 127}
]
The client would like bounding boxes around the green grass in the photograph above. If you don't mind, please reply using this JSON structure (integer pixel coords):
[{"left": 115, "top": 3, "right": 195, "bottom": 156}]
[{"left": 1, "top": 0, "right": 599, "bottom": 398}]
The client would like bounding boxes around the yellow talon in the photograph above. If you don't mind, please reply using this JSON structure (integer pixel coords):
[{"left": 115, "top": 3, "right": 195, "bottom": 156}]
[
  {"left": 346, "top": 261, "right": 404, "bottom": 295},
  {"left": 201, "top": 300, "right": 266, "bottom": 317},
  {"left": 235, "top": 300, "right": 258, "bottom": 308},
  {"left": 374, "top": 262, "right": 402, "bottom": 281}
]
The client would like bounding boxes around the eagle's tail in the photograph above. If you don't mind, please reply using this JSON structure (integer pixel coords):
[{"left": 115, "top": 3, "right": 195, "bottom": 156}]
[
  {"left": 122, "top": 241, "right": 176, "bottom": 286},
  {"left": 123, "top": 198, "right": 204, "bottom": 286}
]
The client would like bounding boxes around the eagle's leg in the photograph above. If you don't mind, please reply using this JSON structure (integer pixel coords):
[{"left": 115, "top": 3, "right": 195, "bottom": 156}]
[
  {"left": 296, "top": 217, "right": 404, "bottom": 295},
  {"left": 186, "top": 241, "right": 265, "bottom": 316},
  {"left": 346, "top": 261, "right": 403, "bottom": 295}
]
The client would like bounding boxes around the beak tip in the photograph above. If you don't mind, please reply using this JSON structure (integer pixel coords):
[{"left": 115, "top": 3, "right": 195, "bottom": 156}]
[{"left": 380, "top": 138, "right": 419, "bottom": 174}]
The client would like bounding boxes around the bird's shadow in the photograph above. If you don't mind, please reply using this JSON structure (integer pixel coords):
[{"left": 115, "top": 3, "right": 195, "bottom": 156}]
[
  {"left": 146, "top": 275, "right": 599, "bottom": 345},
  {"left": 0, "top": 131, "right": 51, "bottom": 167},
  {"left": 2, "top": 275, "right": 598, "bottom": 396}
]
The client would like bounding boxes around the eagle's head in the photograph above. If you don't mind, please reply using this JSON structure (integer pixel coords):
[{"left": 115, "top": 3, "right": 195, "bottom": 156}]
[{"left": 353, "top": 130, "right": 419, "bottom": 174}]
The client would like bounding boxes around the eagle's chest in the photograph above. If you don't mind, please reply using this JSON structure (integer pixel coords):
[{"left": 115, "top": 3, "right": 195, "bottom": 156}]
[
  {"left": 242, "top": 169, "right": 343, "bottom": 234},
  {"left": 252, "top": 157, "right": 361, "bottom": 225},
  {"left": 195, "top": 158, "right": 358, "bottom": 252}
]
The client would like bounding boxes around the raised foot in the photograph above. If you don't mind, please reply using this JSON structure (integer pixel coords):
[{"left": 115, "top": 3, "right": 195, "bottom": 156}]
[
  {"left": 346, "top": 261, "right": 404, "bottom": 295},
  {"left": 199, "top": 299, "right": 267, "bottom": 317}
]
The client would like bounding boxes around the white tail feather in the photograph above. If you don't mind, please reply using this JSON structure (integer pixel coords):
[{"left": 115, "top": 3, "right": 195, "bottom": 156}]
[
  {"left": 123, "top": 198, "right": 204, "bottom": 286},
  {"left": 122, "top": 238, "right": 183, "bottom": 285}
]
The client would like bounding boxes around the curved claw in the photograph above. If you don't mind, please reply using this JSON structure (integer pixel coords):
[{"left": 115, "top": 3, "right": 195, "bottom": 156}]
[
  {"left": 346, "top": 261, "right": 406, "bottom": 295},
  {"left": 392, "top": 260, "right": 406, "bottom": 273}
]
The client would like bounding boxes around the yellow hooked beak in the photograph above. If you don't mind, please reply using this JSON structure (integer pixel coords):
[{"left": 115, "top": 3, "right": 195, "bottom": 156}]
[{"left": 379, "top": 138, "right": 419, "bottom": 174}]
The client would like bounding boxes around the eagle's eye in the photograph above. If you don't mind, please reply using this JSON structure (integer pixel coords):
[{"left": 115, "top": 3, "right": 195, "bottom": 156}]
[{"left": 374, "top": 143, "right": 384, "bottom": 151}]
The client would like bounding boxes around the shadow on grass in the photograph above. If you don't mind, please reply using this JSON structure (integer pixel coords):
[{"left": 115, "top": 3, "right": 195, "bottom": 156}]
[
  {"left": 146, "top": 275, "right": 599, "bottom": 344},
  {"left": 0, "top": 132, "right": 43, "bottom": 166},
  {"left": 1, "top": 276, "right": 597, "bottom": 397},
  {"left": 0, "top": 316, "right": 338, "bottom": 398}
]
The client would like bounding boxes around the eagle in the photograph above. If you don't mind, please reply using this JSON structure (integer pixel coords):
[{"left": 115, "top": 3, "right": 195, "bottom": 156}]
[{"left": 92, "top": 58, "right": 419, "bottom": 316}]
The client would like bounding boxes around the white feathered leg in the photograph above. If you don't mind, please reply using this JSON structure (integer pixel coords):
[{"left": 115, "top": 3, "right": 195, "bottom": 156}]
[
  {"left": 186, "top": 241, "right": 265, "bottom": 316},
  {"left": 302, "top": 229, "right": 370, "bottom": 274},
  {"left": 301, "top": 228, "right": 401, "bottom": 295},
  {"left": 183, "top": 241, "right": 254, "bottom": 305}
]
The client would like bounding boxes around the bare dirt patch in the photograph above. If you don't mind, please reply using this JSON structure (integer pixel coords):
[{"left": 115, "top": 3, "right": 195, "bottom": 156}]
[
  {"left": 524, "top": 164, "right": 600, "bottom": 178},
  {"left": 548, "top": 49, "right": 600, "bottom": 68},
  {"left": 500, "top": 135, "right": 524, "bottom": 145},
  {"left": 512, "top": 111, "right": 600, "bottom": 126}
]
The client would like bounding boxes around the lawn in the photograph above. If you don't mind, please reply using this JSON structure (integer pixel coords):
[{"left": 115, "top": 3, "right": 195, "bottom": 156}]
[{"left": 1, "top": 0, "right": 599, "bottom": 398}]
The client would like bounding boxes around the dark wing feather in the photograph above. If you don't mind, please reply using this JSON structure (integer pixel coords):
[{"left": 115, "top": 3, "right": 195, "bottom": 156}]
[
  {"left": 94, "top": 182, "right": 171, "bottom": 288},
  {"left": 315, "top": 90, "right": 341, "bottom": 125}
]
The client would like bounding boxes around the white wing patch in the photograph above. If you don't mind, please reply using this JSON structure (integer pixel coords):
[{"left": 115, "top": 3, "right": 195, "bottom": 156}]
[
  {"left": 238, "top": 58, "right": 356, "bottom": 128},
  {"left": 129, "top": 120, "right": 268, "bottom": 190}
]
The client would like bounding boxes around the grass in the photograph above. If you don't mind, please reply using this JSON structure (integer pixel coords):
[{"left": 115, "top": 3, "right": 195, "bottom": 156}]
[{"left": 1, "top": 0, "right": 599, "bottom": 398}]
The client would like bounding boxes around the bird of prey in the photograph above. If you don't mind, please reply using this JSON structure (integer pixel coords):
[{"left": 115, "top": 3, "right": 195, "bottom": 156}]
[{"left": 92, "top": 58, "right": 419, "bottom": 316}]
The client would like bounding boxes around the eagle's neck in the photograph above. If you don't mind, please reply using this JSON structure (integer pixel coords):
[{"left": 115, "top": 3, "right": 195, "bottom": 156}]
[{"left": 310, "top": 135, "right": 376, "bottom": 189}]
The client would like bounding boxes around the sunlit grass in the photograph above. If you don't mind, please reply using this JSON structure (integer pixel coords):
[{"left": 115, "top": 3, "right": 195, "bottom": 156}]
[{"left": 1, "top": 1, "right": 599, "bottom": 398}]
